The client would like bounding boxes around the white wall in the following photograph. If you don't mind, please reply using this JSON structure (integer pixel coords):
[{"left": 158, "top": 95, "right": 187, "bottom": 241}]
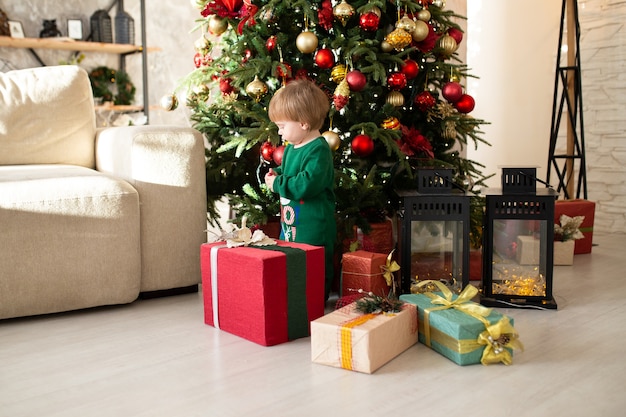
[
  {"left": 467, "top": 0, "right": 626, "bottom": 234},
  {"left": 466, "top": 0, "right": 561, "bottom": 188}
]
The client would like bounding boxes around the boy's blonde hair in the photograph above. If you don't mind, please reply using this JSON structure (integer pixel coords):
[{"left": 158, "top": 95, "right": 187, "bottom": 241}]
[{"left": 268, "top": 79, "right": 330, "bottom": 131}]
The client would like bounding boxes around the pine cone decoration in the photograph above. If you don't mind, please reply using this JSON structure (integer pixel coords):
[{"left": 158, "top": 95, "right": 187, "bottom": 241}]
[{"left": 333, "top": 78, "right": 350, "bottom": 110}]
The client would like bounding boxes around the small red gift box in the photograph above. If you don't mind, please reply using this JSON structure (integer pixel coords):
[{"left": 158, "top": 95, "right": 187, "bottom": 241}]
[
  {"left": 341, "top": 250, "right": 390, "bottom": 297},
  {"left": 200, "top": 241, "right": 325, "bottom": 346},
  {"left": 554, "top": 199, "right": 596, "bottom": 254}
]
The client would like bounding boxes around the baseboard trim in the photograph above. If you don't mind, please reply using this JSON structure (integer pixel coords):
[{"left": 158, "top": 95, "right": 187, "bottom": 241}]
[{"left": 139, "top": 284, "right": 199, "bottom": 300}]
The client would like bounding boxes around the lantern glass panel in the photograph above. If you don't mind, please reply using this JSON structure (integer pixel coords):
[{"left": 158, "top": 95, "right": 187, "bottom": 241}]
[
  {"left": 409, "top": 219, "right": 464, "bottom": 292},
  {"left": 490, "top": 218, "right": 549, "bottom": 298}
]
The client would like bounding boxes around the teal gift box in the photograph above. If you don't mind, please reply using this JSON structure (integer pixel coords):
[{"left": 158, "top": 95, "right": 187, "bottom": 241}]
[{"left": 399, "top": 282, "right": 522, "bottom": 366}]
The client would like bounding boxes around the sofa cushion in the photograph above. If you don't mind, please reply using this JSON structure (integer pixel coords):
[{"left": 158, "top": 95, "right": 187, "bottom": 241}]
[
  {"left": 0, "top": 66, "right": 96, "bottom": 167},
  {"left": 0, "top": 165, "right": 141, "bottom": 319}
]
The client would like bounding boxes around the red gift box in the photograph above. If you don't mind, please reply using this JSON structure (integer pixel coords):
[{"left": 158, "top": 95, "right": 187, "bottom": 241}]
[
  {"left": 341, "top": 250, "right": 390, "bottom": 297},
  {"left": 554, "top": 199, "right": 596, "bottom": 254},
  {"left": 201, "top": 241, "right": 325, "bottom": 346}
]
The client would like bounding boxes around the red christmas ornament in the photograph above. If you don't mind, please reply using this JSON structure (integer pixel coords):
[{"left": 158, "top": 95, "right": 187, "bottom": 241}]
[
  {"left": 448, "top": 28, "right": 464, "bottom": 46},
  {"left": 351, "top": 134, "right": 374, "bottom": 157},
  {"left": 219, "top": 77, "right": 235, "bottom": 95},
  {"left": 401, "top": 59, "right": 419, "bottom": 80},
  {"left": 276, "top": 62, "right": 292, "bottom": 79},
  {"left": 260, "top": 141, "right": 275, "bottom": 162},
  {"left": 273, "top": 145, "right": 285, "bottom": 165},
  {"left": 315, "top": 48, "right": 335, "bottom": 69},
  {"left": 359, "top": 11, "right": 380, "bottom": 32},
  {"left": 194, "top": 52, "right": 204, "bottom": 68},
  {"left": 345, "top": 70, "right": 366, "bottom": 91},
  {"left": 454, "top": 94, "right": 475, "bottom": 113},
  {"left": 387, "top": 72, "right": 407, "bottom": 90},
  {"left": 442, "top": 81, "right": 463, "bottom": 103},
  {"left": 414, "top": 90, "right": 436, "bottom": 111},
  {"left": 266, "top": 35, "right": 277, "bottom": 52}
]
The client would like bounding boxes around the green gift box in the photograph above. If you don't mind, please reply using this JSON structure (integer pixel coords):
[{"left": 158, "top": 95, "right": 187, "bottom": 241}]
[{"left": 400, "top": 282, "right": 522, "bottom": 366}]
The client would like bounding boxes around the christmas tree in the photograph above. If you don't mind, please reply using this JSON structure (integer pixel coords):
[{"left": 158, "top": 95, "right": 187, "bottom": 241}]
[{"left": 173, "top": 0, "right": 489, "bottom": 248}]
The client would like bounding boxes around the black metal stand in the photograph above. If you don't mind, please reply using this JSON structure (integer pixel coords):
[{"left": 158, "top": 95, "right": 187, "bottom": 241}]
[{"left": 547, "top": 0, "right": 587, "bottom": 200}]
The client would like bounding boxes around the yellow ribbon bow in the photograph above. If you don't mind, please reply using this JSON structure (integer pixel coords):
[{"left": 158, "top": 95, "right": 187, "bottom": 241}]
[
  {"left": 415, "top": 280, "right": 493, "bottom": 321},
  {"left": 477, "top": 316, "right": 524, "bottom": 365},
  {"left": 380, "top": 250, "right": 401, "bottom": 287}
]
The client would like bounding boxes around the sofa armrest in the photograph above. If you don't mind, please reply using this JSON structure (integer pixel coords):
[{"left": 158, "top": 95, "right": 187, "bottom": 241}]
[{"left": 96, "top": 125, "right": 207, "bottom": 291}]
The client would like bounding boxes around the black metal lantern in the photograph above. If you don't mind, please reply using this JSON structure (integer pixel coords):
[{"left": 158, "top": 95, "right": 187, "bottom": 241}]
[
  {"left": 481, "top": 167, "right": 559, "bottom": 309},
  {"left": 90, "top": 10, "right": 113, "bottom": 43},
  {"left": 397, "top": 168, "right": 471, "bottom": 294}
]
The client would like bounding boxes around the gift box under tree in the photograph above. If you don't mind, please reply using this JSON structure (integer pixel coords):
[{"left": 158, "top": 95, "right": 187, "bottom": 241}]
[
  {"left": 340, "top": 250, "right": 392, "bottom": 297},
  {"left": 311, "top": 298, "right": 418, "bottom": 374},
  {"left": 400, "top": 281, "right": 523, "bottom": 366},
  {"left": 554, "top": 199, "right": 595, "bottom": 254},
  {"left": 201, "top": 240, "right": 325, "bottom": 346}
]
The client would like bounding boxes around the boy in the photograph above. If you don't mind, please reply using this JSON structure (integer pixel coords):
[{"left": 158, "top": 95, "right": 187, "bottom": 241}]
[{"left": 264, "top": 79, "right": 336, "bottom": 300}]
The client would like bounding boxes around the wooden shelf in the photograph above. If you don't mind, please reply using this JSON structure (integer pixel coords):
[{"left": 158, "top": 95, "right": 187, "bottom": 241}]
[{"left": 0, "top": 36, "right": 159, "bottom": 54}]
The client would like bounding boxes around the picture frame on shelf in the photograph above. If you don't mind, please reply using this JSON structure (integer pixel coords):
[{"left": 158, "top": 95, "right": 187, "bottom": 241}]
[
  {"left": 67, "top": 19, "right": 83, "bottom": 40},
  {"left": 8, "top": 21, "right": 25, "bottom": 38}
]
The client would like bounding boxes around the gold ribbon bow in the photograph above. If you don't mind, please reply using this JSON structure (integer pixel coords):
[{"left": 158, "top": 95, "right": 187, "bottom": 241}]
[
  {"left": 380, "top": 250, "right": 400, "bottom": 287},
  {"left": 415, "top": 280, "right": 523, "bottom": 365},
  {"left": 477, "top": 316, "right": 524, "bottom": 365}
]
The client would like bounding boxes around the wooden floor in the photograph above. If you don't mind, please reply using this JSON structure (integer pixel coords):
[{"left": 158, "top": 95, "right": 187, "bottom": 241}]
[{"left": 1, "top": 233, "right": 625, "bottom": 417}]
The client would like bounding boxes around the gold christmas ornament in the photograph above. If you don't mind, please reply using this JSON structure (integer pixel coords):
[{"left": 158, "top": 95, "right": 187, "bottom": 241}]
[
  {"left": 385, "top": 28, "right": 412, "bottom": 51},
  {"left": 322, "top": 130, "right": 341, "bottom": 151},
  {"left": 411, "top": 20, "right": 429, "bottom": 42},
  {"left": 443, "top": 120, "right": 457, "bottom": 140},
  {"left": 417, "top": 9, "right": 431, "bottom": 22},
  {"left": 333, "top": 0, "right": 355, "bottom": 26},
  {"left": 296, "top": 30, "right": 318, "bottom": 54},
  {"left": 160, "top": 94, "right": 178, "bottom": 111},
  {"left": 381, "top": 116, "right": 401, "bottom": 130},
  {"left": 386, "top": 91, "right": 405, "bottom": 107},
  {"left": 396, "top": 16, "right": 416, "bottom": 33},
  {"left": 208, "top": 15, "right": 228, "bottom": 35},
  {"left": 380, "top": 40, "right": 394, "bottom": 53},
  {"left": 437, "top": 34, "right": 458, "bottom": 57},
  {"left": 433, "top": 0, "right": 446, "bottom": 8},
  {"left": 194, "top": 35, "right": 211, "bottom": 54},
  {"left": 330, "top": 64, "right": 347, "bottom": 83},
  {"left": 245, "top": 76, "right": 269, "bottom": 102}
]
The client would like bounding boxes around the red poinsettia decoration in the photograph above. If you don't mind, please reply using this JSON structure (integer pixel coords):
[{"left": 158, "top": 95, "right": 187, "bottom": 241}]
[
  {"left": 202, "top": 0, "right": 244, "bottom": 18},
  {"left": 397, "top": 125, "right": 434, "bottom": 158},
  {"left": 318, "top": 0, "right": 334, "bottom": 31}
]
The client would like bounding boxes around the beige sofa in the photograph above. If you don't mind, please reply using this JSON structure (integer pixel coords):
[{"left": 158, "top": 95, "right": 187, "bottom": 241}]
[{"left": 0, "top": 65, "right": 207, "bottom": 320}]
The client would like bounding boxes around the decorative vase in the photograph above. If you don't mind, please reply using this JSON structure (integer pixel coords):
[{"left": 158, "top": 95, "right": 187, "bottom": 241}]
[
  {"left": 90, "top": 10, "right": 113, "bottom": 43},
  {"left": 115, "top": 0, "right": 135, "bottom": 44},
  {"left": 554, "top": 240, "right": 575, "bottom": 265}
]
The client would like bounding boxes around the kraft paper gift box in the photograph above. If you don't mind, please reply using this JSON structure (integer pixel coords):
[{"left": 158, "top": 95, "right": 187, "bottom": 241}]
[
  {"left": 400, "top": 282, "right": 522, "bottom": 366},
  {"left": 554, "top": 199, "right": 596, "bottom": 254},
  {"left": 341, "top": 250, "right": 390, "bottom": 297},
  {"left": 201, "top": 241, "right": 325, "bottom": 346},
  {"left": 310, "top": 302, "right": 418, "bottom": 374},
  {"left": 515, "top": 235, "right": 541, "bottom": 265}
]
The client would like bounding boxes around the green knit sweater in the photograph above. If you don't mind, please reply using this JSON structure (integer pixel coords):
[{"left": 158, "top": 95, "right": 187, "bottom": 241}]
[{"left": 272, "top": 137, "right": 336, "bottom": 248}]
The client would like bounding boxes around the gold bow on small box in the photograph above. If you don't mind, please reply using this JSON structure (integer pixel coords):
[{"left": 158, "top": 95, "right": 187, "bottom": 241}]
[
  {"left": 379, "top": 249, "right": 400, "bottom": 296},
  {"left": 414, "top": 280, "right": 524, "bottom": 366}
]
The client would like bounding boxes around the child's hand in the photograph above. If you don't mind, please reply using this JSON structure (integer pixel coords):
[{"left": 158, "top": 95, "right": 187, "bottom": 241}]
[{"left": 264, "top": 169, "right": 276, "bottom": 190}]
